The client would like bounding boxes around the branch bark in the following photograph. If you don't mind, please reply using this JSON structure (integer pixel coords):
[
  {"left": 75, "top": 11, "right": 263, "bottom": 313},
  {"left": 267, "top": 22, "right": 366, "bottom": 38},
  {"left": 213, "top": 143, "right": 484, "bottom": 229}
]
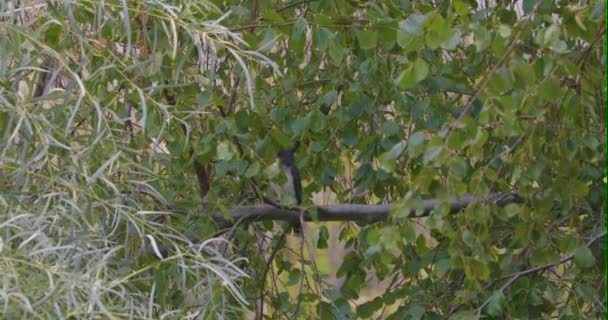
[{"left": 212, "top": 193, "right": 523, "bottom": 228}]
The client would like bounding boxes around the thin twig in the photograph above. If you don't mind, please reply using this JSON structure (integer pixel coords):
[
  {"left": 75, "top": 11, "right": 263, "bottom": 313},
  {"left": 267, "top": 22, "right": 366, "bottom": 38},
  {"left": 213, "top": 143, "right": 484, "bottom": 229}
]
[
  {"left": 475, "top": 230, "right": 607, "bottom": 315},
  {"left": 257, "top": 230, "right": 288, "bottom": 320},
  {"left": 276, "top": 0, "right": 317, "bottom": 12},
  {"left": 292, "top": 212, "right": 306, "bottom": 319},
  {"left": 224, "top": 75, "right": 241, "bottom": 116}
]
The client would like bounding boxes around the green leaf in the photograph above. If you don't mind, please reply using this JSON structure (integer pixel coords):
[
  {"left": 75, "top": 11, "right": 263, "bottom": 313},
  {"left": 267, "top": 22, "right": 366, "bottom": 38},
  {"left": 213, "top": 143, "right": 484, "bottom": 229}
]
[
  {"left": 230, "top": 5, "right": 249, "bottom": 16},
  {"left": 463, "top": 256, "right": 490, "bottom": 280},
  {"left": 444, "top": 30, "right": 462, "bottom": 50},
  {"left": 397, "top": 31, "right": 422, "bottom": 53},
  {"left": 378, "top": 23, "right": 397, "bottom": 49},
  {"left": 292, "top": 17, "right": 307, "bottom": 39},
  {"left": 538, "top": 78, "right": 560, "bottom": 100},
  {"left": 378, "top": 142, "right": 405, "bottom": 172},
  {"left": 401, "top": 220, "right": 417, "bottom": 243},
  {"left": 313, "top": 26, "right": 332, "bottom": 49},
  {"left": 356, "top": 30, "right": 378, "bottom": 50},
  {"left": 558, "top": 59, "right": 580, "bottom": 76},
  {"left": 590, "top": 1, "right": 605, "bottom": 21},
  {"left": 399, "top": 14, "right": 427, "bottom": 35},
  {"left": 270, "top": 128, "right": 292, "bottom": 147},
  {"left": 328, "top": 39, "right": 344, "bottom": 64},
  {"left": 258, "top": 29, "right": 279, "bottom": 51},
  {"left": 522, "top": 0, "right": 537, "bottom": 14},
  {"left": 452, "top": 0, "right": 469, "bottom": 13},
  {"left": 511, "top": 62, "right": 536, "bottom": 87},
  {"left": 289, "top": 18, "right": 307, "bottom": 53},
  {"left": 244, "top": 162, "right": 260, "bottom": 178},
  {"left": 503, "top": 203, "right": 522, "bottom": 219},
  {"left": 315, "top": 225, "right": 329, "bottom": 249},
  {"left": 407, "top": 304, "right": 426, "bottom": 320},
  {"left": 286, "top": 269, "right": 301, "bottom": 286},
  {"left": 216, "top": 142, "right": 233, "bottom": 160},
  {"left": 450, "top": 157, "right": 470, "bottom": 178},
  {"left": 461, "top": 229, "right": 474, "bottom": 247},
  {"left": 45, "top": 23, "right": 64, "bottom": 49},
  {"left": 317, "top": 302, "right": 333, "bottom": 319},
  {"left": 341, "top": 272, "right": 365, "bottom": 300},
  {"left": 407, "top": 131, "right": 426, "bottom": 157},
  {"left": 260, "top": 6, "right": 284, "bottom": 22},
  {"left": 291, "top": 116, "right": 309, "bottom": 135},
  {"left": 450, "top": 310, "right": 477, "bottom": 320},
  {"left": 356, "top": 297, "right": 382, "bottom": 318},
  {"left": 573, "top": 181, "right": 589, "bottom": 197},
  {"left": 424, "top": 13, "right": 451, "bottom": 49},
  {"left": 550, "top": 39, "right": 568, "bottom": 53},
  {"left": 380, "top": 121, "right": 401, "bottom": 137},
  {"left": 379, "top": 226, "right": 401, "bottom": 251},
  {"left": 573, "top": 246, "right": 595, "bottom": 269},
  {"left": 412, "top": 59, "right": 430, "bottom": 82},
  {"left": 341, "top": 128, "right": 358, "bottom": 147},
  {"left": 497, "top": 24, "right": 512, "bottom": 38},
  {"left": 395, "top": 59, "right": 429, "bottom": 89},
  {"left": 196, "top": 92, "right": 212, "bottom": 108},
  {"left": 574, "top": 283, "right": 595, "bottom": 301},
  {"left": 364, "top": 244, "right": 382, "bottom": 258},
  {"left": 321, "top": 90, "right": 338, "bottom": 107},
  {"left": 474, "top": 26, "right": 491, "bottom": 52},
  {"left": 308, "top": 110, "right": 327, "bottom": 132},
  {"left": 422, "top": 145, "right": 443, "bottom": 165},
  {"left": 486, "top": 291, "right": 506, "bottom": 316},
  {"left": 542, "top": 24, "right": 561, "bottom": 47}
]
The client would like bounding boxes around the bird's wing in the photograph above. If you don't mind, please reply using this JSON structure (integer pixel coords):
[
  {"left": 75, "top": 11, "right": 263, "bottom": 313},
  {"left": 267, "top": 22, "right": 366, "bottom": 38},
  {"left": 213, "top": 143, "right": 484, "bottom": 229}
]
[{"left": 291, "top": 167, "right": 302, "bottom": 205}]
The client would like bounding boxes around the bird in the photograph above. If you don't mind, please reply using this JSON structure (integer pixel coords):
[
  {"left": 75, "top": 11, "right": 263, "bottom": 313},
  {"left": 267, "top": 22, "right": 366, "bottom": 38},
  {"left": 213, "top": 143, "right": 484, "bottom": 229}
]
[{"left": 276, "top": 142, "right": 303, "bottom": 234}]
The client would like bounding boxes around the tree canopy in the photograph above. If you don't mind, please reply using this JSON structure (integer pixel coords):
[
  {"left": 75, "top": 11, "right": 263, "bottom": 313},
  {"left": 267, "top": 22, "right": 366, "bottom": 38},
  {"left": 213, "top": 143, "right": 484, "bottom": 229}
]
[{"left": 0, "top": 0, "right": 606, "bottom": 319}]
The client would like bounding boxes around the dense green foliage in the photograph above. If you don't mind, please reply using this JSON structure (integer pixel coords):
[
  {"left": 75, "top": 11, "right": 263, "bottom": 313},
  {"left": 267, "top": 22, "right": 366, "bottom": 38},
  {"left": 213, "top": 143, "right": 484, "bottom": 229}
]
[{"left": 0, "top": 0, "right": 605, "bottom": 319}]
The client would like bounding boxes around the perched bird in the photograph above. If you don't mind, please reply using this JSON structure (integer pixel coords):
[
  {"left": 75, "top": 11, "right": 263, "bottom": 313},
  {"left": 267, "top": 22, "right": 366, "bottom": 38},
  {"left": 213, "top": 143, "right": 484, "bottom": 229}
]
[{"left": 276, "top": 142, "right": 303, "bottom": 234}]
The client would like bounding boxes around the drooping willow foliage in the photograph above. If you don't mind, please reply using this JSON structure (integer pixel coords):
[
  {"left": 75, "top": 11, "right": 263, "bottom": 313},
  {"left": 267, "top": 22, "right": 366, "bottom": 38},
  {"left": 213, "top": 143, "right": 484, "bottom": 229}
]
[{"left": 0, "top": 1, "right": 266, "bottom": 318}]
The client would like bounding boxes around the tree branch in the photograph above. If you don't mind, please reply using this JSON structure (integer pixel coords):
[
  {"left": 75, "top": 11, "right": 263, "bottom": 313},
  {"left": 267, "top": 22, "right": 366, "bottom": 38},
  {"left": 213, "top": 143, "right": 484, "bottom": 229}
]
[{"left": 212, "top": 193, "right": 523, "bottom": 228}]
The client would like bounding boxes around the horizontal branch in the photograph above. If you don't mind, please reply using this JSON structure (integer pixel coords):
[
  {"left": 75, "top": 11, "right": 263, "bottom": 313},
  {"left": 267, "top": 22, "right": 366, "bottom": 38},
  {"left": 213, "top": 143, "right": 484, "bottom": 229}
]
[{"left": 212, "top": 193, "right": 523, "bottom": 228}]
